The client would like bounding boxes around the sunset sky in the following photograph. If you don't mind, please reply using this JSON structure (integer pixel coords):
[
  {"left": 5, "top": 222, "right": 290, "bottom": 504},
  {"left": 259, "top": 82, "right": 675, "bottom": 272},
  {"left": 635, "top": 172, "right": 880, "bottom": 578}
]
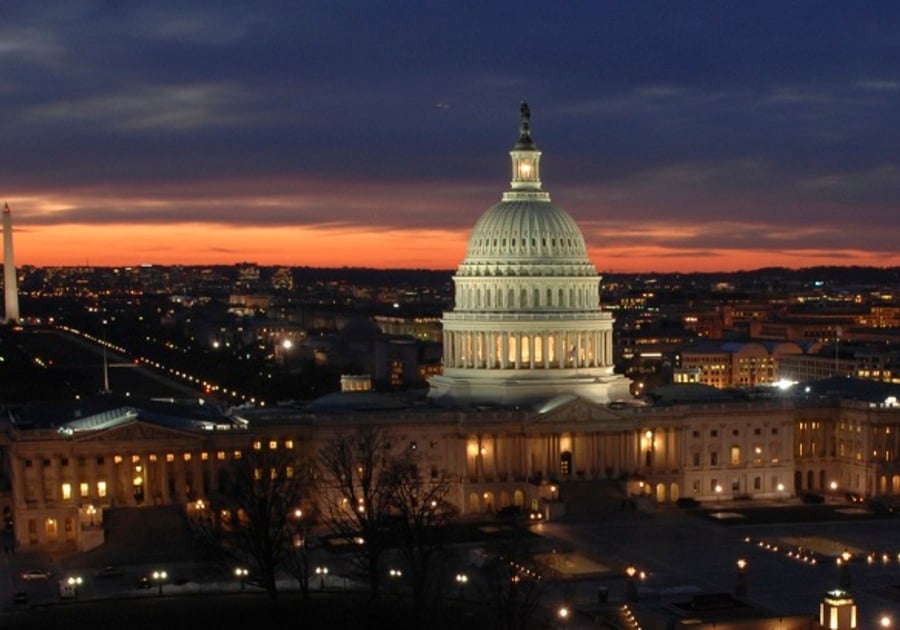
[{"left": 1, "top": 2, "right": 898, "bottom": 273}]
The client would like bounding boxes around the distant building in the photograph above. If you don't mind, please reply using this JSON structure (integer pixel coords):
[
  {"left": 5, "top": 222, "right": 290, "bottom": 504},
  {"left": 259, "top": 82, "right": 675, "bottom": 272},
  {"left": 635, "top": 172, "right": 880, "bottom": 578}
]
[{"left": 675, "top": 341, "right": 803, "bottom": 389}]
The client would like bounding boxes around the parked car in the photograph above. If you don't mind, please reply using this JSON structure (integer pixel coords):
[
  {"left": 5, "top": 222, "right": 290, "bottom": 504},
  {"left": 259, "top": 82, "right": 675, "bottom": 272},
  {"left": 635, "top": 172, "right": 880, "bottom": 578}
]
[{"left": 20, "top": 569, "right": 52, "bottom": 581}]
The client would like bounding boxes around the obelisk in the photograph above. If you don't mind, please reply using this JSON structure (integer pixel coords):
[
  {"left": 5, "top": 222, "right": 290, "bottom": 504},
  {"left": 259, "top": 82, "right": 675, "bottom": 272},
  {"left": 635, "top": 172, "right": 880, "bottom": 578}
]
[{"left": 3, "top": 203, "right": 20, "bottom": 323}]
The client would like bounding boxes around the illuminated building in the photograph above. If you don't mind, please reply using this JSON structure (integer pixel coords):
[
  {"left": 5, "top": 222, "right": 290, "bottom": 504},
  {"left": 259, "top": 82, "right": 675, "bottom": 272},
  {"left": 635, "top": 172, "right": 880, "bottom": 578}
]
[{"left": 428, "top": 101, "right": 630, "bottom": 406}]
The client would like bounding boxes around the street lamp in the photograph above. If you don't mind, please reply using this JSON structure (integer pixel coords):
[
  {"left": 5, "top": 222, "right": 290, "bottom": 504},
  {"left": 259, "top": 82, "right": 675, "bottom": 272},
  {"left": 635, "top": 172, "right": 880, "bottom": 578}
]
[
  {"left": 715, "top": 484, "right": 723, "bottom": 503},
  {"left": 315, "top": 565, "right": 328, "bottom": 590},
  {"left": 86, "top": 504, "right": 97, "bottom": 526},
  {"left": 234, "top": 567, "right": 249, "bottom": 590},
  {"left": 455, "top": 572, "right": 468, "bottom": 598},
  {"left": 735, "top": 558, "right": 748, "bottom": 597},
  {"left": 625, "top": 565, "right": 638, "bottom": 601},
  {"left": 838, "top": 550, "right": 852, "bottom": 590},
  {"left": 66, "top": 576, "right": 83, "bottom": 599},
  {"left": 558, "top": 605, "right": 570, "bottom": 629},
  {"left": 881, "top": 616, "right": 892, "bottom": 628},
  {"left": 151, "top": 570, "right": 167, "bottom": 596}
]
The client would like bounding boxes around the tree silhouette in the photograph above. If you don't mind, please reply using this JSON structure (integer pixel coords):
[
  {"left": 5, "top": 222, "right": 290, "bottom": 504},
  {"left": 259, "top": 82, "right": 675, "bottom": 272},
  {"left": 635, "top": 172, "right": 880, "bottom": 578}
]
[{"left": 206, "top": 445, "right": 312, "bottom": 606}]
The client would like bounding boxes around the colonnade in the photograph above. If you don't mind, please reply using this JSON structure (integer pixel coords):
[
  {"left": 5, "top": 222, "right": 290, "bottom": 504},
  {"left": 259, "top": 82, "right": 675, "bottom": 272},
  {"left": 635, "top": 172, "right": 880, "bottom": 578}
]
[
  {"left": 443, "top": 328, "right": 613, "bottom": 369},
  {"left": 462, "top": 427, "right": 679, "bottom": 482}
]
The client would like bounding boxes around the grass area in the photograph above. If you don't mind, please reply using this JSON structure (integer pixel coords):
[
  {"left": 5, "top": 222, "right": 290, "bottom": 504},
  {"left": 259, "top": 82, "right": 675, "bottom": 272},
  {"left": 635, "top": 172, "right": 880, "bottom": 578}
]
[
  {"left": 695, "top": 504, "right": 897, "bottom": 525},
  {"left": 4, "top": 590, "right": 492, "bottom": 630}
]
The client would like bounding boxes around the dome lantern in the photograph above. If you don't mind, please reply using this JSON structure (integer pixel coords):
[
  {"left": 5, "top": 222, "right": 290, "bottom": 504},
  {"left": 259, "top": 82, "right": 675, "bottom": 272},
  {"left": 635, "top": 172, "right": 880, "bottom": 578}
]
[{"left": 510, "top": 100, "right": 542, "bottom": 192}]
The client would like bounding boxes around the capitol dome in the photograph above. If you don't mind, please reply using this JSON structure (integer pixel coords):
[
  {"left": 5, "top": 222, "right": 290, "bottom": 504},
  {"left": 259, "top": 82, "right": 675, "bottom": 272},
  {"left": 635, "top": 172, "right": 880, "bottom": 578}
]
[{"left": 428, "top": 101, "right": 631, "bottom": 407}]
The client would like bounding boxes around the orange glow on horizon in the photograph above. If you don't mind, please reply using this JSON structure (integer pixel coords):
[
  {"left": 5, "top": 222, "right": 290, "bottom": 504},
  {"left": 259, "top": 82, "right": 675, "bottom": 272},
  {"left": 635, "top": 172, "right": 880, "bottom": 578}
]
[{"left": 12, "top": 223, "right": 899, "bottom": 272}]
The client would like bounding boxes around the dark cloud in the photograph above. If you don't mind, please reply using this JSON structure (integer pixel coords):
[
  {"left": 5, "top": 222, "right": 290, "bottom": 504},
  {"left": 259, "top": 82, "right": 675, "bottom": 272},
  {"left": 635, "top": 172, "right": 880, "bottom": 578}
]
[{"left": 1, "top": 1, "right": 898, "bottom": 267}]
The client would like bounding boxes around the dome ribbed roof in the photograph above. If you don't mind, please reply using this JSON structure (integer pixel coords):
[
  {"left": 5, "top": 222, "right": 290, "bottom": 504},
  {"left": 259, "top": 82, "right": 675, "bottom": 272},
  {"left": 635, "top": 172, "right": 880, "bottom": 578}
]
[
  {"left": 455, "top": 101, "right": 597, "bottom": 278},
  {"left": 463, "top": 198, "right": 589, "bottom": 262}
]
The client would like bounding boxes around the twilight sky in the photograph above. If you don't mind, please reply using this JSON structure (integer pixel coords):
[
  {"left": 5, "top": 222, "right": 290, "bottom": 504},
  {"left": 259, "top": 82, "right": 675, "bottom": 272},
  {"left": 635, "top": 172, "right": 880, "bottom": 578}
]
[{"left": 1, "top": 2, "right": 899, "bottom": 272}]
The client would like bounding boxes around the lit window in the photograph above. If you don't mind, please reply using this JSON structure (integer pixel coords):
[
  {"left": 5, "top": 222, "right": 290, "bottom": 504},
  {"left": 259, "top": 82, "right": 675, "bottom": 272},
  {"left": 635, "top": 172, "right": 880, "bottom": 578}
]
[
  {"left": 61, "top": 483, "right": 72, "bottom": 500},
  {"left": 217, "top": 451, "right": 226, "bottom": 460},
  {"left": 114, "top": 455, "right": 123, "bottom": 464},
  {"left": 132, "top": 455, "right": 140, "bottom": 463},
  {"left": 269, "top": 440, "right": 278, "bottom": 450},
  {"left": 149, "top": 454, "right": 158, "bottom": 462},
  {"left": 97, "top": 481, "right": 107, "bottom": 498},
  {"left": 79, "top": 482, "right": 89, "bottom": 498},
  {"left": 286, "top": 466, "right": 294, "bottom": 478},
  {"left": 183, "top": 453, "right": 192, "bottom": 462},
  {"left": 234, "top": 450, "right": 242, "bottom": 460},
  {"left": 285, "top": 440, "right": 294, "bottom": 449},
  {"left": 252, "top": 441, "right": 262, "bottom": 450},
  {"left": 166, "top": 454, "right": 175, "bottom": 463},
  {"left": 201, "top": 452, "right": 209, "bottom": 461},
  {"left": 254, "top": 468, "right": 262, "bottom": 480}
]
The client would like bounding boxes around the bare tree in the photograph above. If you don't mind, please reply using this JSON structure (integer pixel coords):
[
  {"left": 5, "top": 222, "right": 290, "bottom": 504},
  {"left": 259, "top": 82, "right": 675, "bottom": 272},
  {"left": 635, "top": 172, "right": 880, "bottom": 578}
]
[
  {"left": 317, "top": 426, "right": 399, "bottom": 600},
  {"left": 483, "top": 530, "right": 547, "bottom": 630},
  {"left": 389, "top": 456, "right": 458, "bottom": 626},
  {"left": 208, "top": 446, "right": 311, "bottom": 606}
]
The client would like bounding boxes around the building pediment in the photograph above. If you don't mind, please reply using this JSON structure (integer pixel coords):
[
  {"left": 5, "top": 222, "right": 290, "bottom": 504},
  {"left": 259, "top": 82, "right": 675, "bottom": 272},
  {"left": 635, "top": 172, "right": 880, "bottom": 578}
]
[
  {"left": 530, "top": 396, "right": 628, "bottom": 426},
  {"left": 73, "top": 420, "right": 202, "bottom": 443}
]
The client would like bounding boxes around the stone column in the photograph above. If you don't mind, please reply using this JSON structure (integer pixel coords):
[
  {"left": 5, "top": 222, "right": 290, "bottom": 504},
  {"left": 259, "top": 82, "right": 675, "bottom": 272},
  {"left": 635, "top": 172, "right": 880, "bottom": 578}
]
[
  {"left": 12, "top": 458, "right": 26, "bottom": 507},
  {"left": 192, "top": 454, "right": 204, "bottom": 499}
]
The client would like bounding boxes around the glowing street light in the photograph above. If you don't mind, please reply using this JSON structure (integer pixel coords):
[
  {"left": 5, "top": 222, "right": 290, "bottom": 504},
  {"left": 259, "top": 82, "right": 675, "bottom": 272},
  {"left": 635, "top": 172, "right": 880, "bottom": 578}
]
[
  {"left": 625, "top": 565, "right": 638, "bottom": 601},
  {"left": 152, "top": 569, "right": 167, "bottom": 596},
  {"left": 735, "top": 558, "right": 748, "bottom": 597},
  {"left": 234, "top": 567, "right": 249, "bottom": 590},
  {"left": 880, "top": 615, "right": 892, "bottom": 628},
  {"left": 838, "top": 550, "right": 852, "bottom": 590},
  {"left": 315, "top": 565, "right": 328, "bottom": 589},
  {"left": 455, "top": 572, "right": 468, "bottom": 598}
]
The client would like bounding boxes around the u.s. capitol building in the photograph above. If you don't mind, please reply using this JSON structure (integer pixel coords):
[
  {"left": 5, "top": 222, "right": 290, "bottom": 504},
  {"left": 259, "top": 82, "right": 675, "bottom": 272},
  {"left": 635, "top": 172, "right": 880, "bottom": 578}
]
[{"left": 3, "top": 105, "right": 900, "bottom": 552}]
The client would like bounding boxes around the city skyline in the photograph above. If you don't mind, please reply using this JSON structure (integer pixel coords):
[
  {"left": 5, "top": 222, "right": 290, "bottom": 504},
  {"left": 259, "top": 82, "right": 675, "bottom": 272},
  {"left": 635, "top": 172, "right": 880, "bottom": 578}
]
[{"left": 1, "top": 3, "right": 899, "bottom": 272}]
